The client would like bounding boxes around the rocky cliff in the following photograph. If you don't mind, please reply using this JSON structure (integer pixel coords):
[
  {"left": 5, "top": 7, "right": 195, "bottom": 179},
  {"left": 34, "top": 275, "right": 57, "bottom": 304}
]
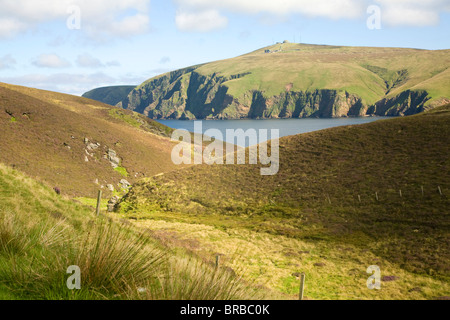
[{"left": 118, "top": 68, "right": 433, "bottom": 119}]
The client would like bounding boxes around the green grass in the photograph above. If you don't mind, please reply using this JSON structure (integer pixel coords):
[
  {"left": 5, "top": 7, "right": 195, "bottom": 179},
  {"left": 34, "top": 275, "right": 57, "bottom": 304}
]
[
  {"left": 109, "top": 108, "right": 142, "bottom": 128},
  {"left": 114, "top": 166, "right": 129, "bottom": 177}
]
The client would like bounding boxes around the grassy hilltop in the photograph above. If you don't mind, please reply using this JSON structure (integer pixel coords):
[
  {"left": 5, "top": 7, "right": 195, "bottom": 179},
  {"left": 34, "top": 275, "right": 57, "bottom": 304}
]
[
  {"left": 116, "top": 104, "right": 450, "bottom": 299},
  {"left": 118, "top": 43, "right": 450, "bottom": 119},
  {"left": 82, "top": 85, "right": 136, "bottom": 106}
]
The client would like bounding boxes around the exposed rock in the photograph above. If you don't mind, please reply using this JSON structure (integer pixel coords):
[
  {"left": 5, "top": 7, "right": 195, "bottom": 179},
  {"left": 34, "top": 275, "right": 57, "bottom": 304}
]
[
  {"left": 87, "top": 142, "right": 99, "bottom": 151},
  {"left": 107, "top": 195, "right": 120, "bottom": 212},
  {"left": 119, "top": 179, "right": 131, "bottom": 189},
  {"left": 107, "top": 184, "right": 114, "bottom": 192},
  {"left": 84, "top": 156, "right": 89, "bottom": 162},
  {"left": 107, "top": 149, "right": 121, "bottom": 168}
]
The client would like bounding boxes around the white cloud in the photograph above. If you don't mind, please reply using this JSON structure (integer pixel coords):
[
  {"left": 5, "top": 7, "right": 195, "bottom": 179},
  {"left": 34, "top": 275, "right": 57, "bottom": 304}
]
[
  {"left": 375, "top": 0, "right": 450, "bottom": 26},
  {"left": 0, "top": 55, "right": 17, "bottom": 70},
  {"left": 159, "top": 56, "right": 171, "bottom": 64},
  {"left": 76, "top": 54, "right": 121, "bottom": 68},
  {"left": 0, "top": 18, "right": 26, "bottom": 38},
  {"left": 175, "top": 0, "right": 450, "bottom": 27},
  {"left": 0, "top": 0, "right": 151, "bottom": 40},
  {"left": 76, "top": 53, "right": 103, "bottom": 68},
  {"left": 175, "top": 9, "right": 228, "bottom": 32},
  {"left": 32, "top": 54, "right": 71, "bottom": 69},
  {"left": 175, "top": 0, "right": 365, "bottom": 20}
]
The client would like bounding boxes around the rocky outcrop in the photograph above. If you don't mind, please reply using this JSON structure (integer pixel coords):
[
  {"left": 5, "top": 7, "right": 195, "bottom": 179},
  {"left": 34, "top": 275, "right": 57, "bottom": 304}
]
[
  {"left": 368, "top": 90, "right": 430, "bottom": 116},
  {"left": 117, "top": 67, "right": 434, "bottom": 119},
  {"left": 105, "top": 149, "right": 120, "bottom": 168}
]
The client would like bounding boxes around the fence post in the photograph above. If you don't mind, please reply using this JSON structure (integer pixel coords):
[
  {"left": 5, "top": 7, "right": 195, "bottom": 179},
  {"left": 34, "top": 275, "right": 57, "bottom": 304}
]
[
  {"left": 438, "top": 186, "right": 442, "bottom": 196},
  {"left": 96, "top": 190, "right": 102, "bottom": 216},
  {"left": 358, "top": 195, "right": 361, "bottom": 203},
  {"left": 215, "top": 255, "right": 220, "bottom": 268},
  {"left": 399, "top": 190, "right": 402, "bottom": 198},
  {"left": 299, "top": 273, "right": 306, "bottom": 300},
  {"left": 375, "top": 192, "right": 379, "bottom": 201}
]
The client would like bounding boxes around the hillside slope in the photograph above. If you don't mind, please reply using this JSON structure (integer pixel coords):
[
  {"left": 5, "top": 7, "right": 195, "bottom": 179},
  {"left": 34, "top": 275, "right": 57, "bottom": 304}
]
[
  {"left": 0, "top": 82, "right": 181, "bottom": 197},
  {"left": 82, "top": 85, "right": 136, "bottom": 106},
  {"left": 0, "top": 163, "right": 262, "bottom": 300},
  {"left": 118, "top": 104, "right": 450, "bottom": 278},
  {"left": 118, "top": 44, "right": 450, "bottom": 119}
]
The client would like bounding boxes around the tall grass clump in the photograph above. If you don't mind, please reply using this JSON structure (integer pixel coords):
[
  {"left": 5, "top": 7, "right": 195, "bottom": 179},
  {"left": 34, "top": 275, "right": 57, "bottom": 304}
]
[
  {"left": 130, "top": 255, "right": 264, "bottom": 300},
  {"left": 0, "top": 216, "right": 167, "bottom": 299}
]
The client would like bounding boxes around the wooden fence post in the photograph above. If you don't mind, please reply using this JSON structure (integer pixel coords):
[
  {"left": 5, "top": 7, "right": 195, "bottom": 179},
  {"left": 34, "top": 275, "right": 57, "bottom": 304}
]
[
  {"left": 299, "top": 273, "right": 306, "bottom": 300},
  {"left": 438, "top": 186, "right": 442, "bottom": 196},
  {"left": 358, "top": 195, "right": 361, "bottom": 203},
  {"left": 215, "top": 255, "right": 220, "bottom": 268},
  {"left": 399, "top": 190, "right": 402, "bottom": 198},
  {"left": 375, "top": 192, "right": 379, "bottom": 201},
  {"left": 96, "top": 190, "right": 102, "bottom": 216}
]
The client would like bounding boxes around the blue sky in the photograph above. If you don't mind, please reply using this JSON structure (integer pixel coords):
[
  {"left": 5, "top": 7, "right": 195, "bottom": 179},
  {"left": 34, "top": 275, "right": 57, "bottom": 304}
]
[{"left": 0, "top": 0, "right": 449, "bottom": 96}]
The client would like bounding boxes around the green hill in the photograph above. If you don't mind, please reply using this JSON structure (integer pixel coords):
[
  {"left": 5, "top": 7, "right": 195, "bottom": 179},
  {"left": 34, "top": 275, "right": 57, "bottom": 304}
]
[
  {"left": 82, "top": 85, "right": 136, "bottom": 106},
  {"left": 117, "top": 43, "right": 450, "bottom": 119},
  {"left": 116, "top": 104, "right": 450, "bottom": 299},
  {"left": 0, "top": 82, "right": 180, "bottom": 198}
]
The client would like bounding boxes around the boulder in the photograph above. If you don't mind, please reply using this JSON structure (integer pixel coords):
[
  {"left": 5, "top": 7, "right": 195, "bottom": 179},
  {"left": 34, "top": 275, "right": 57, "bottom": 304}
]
[
  {"left": 107, "top": 195, "right": 120, "bottom": 212},
  {"left": 107, "top": 149, "right": 120, "bottom": 168},
  {"left": 87, "top": 142, "right": 99, "bottom": 151},
  {"left": 119, "top": 179, "right": 131, "bottom": 189}
]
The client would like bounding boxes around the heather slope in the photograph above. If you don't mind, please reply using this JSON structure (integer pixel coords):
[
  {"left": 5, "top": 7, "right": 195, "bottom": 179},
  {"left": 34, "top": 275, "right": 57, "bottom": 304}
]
[{"left": 0, "top": 82, "right": 180, "bottom": 197}]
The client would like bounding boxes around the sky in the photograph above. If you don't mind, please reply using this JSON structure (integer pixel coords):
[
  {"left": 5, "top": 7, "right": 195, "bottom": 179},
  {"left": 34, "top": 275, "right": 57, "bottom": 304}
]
[{"left": 0, "top": 0, "right": 449, "bottom": 96}]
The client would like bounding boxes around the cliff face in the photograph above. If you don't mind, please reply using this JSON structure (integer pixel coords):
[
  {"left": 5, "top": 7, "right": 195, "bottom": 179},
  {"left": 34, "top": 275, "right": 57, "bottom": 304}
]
[{"left": 117, "top": 68, "right": 432, "bottom": 119}]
